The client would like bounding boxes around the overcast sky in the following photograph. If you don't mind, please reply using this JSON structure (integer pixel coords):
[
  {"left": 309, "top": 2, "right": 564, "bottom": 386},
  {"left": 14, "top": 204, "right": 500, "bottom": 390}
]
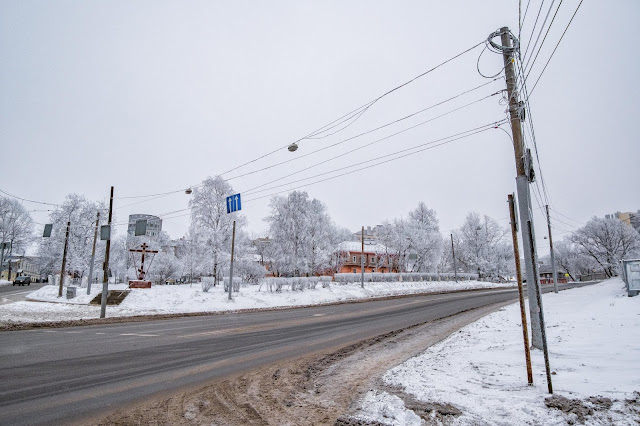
[{"left": 2, "top": 1, "right": 639, "bottom": 255}]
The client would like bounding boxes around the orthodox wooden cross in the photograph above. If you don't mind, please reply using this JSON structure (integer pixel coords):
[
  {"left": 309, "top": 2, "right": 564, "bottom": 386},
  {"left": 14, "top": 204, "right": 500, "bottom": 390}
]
[{"left": 129, "top": 243, "right": 159, "bottom": 280}]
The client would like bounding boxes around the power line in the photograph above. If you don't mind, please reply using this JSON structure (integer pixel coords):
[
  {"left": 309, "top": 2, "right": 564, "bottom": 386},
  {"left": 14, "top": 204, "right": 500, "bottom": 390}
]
[
  {"left": 523, "top": 0, "right": 557, "bottom": 69},
  {"left": 550, "top": 214, "right": 581, "bottom": 229},
  {"left": 115, "top": 77, "right": 500, "bottom": 209},
  {"left": 237, "top": 90, "right": 502, "bottom": 192},
  {"left": 243, "top": 120, "right": 506, "bottom": 203},
  {"left": 549, "top": 207, "right": 586, "bottom": 225},
  {"left": 524, "top": 0, "right": 564, "bottom": 77},
  {"left": 0, "top": 188, "right": 59, "bottom": 207},
  {"left": 113, "top": 40, "right": 486, "bottom": 201},
  {"left": 515, "top": 54, "right": 553, "bottom": 209},
  {"left": 520, "top": 0, "right": 534, "bottom": 39},
  {"left": 525, "top": 0, "right": 584, "bottom": 98},
  {"left": 244, "top": 120, "right": 506, "bottom": 196},
  {"left": 521, "top": 0, "right": 548, "bottom": 61}
]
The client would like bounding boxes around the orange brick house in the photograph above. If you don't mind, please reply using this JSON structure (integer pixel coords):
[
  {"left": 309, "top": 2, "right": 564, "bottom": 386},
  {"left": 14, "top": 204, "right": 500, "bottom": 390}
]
[{"left": 335, "top": 241, "right": 398, "bottom": 274}]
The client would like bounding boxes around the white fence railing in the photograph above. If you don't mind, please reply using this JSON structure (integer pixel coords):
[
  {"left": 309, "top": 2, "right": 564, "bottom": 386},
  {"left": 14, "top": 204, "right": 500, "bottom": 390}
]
[
  {"left": 333, "top": 272, "right": 478, "bottom": 283},
  {"left": 257, "top": 276, "right": 332, "bottom": 292}
]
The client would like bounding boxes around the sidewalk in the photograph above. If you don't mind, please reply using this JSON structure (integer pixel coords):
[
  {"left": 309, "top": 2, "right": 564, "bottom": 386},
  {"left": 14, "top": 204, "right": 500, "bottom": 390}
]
[{"left": 347, "top": 278, "right": 640, "bottom": 425}]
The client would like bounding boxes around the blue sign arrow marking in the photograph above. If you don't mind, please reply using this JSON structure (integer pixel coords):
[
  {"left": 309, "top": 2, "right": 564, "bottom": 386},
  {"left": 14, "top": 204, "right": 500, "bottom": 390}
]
[{"left": 226, "top": 193, "right": 242, "bottom": 214}]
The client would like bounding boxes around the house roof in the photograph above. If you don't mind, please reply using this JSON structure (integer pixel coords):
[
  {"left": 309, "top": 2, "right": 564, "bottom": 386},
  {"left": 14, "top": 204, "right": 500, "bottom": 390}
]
[
  {"left": 538, "top": 264, "right": 567, "bottom": 274},
  {"left": 337, "top": 241, "right": 389, "bottom": 254}
]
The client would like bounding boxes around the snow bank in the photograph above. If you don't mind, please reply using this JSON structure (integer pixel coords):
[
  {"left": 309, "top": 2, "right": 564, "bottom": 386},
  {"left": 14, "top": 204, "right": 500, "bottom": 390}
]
[
  {"left": 0, "top": 279, "right": 515, "bottom": 323},
  {"left": 352, "top": 278, "right": 640, "bottom": 425}
]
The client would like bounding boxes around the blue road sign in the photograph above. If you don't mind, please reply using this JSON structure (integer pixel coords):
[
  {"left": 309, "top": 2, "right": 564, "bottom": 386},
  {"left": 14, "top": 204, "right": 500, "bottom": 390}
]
[{"left": 226, "top": 193, "right": 242, "bottom": 214}]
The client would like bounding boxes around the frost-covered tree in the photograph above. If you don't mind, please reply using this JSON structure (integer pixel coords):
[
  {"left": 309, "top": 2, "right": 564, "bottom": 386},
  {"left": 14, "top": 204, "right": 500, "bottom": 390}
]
[
  {"left": 454, "top": 212, "right": 512, "bottom": 279},
  {"left": 189, "top": 176, "right": 247, "bottom": 289},
  {"left": 406, "top": 202, "right": 443, "bottom": 272},
  {"left": 570, "top": 217, "right": 640, "bottom": 277},
  {"left": 108, "top": 234, "right": 129, "bottom": 284},
  {"left": 37, "top": 194, "right": 110, "bottom": 278},
  {"left": 266, "top": 191, "right": 342, "bottom": 276},
  {"left": 375, "top": 203, "right": 443, "bottom": 272},
  {"left": 0, "top": 196, "right": 34, "bottom": 263}
]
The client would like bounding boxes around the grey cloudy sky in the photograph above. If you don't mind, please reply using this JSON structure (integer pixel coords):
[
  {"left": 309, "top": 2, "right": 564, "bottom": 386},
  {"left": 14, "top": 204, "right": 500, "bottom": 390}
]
[{"left": 2, "top": 1, "right": 639, "bottom": 253}]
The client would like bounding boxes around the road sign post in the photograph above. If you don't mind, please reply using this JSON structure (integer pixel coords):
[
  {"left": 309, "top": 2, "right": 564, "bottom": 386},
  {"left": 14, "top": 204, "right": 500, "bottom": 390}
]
[{"left": 226, "top": 193, "right": 241, "bottom": 300}]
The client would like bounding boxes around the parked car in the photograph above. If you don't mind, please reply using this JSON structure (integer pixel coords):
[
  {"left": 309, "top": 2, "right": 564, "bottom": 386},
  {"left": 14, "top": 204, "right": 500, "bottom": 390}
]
[{"left": 13, "top": 276, "right": 31, "bottom": 286}]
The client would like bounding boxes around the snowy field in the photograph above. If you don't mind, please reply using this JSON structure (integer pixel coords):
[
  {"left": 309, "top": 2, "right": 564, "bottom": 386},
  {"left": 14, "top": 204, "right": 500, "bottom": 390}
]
[
  {"left": 0, "top": 279, "right": 512, "bottom": 324},
  {"left": 352, "top": 278, "right": 640, "bottom": 425}
]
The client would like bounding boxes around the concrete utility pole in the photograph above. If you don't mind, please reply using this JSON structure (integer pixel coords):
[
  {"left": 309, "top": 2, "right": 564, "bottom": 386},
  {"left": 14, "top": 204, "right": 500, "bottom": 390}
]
[
  {"left": 451, "top": 234, "right": 458, "bottom": 283},
  {"left": 228, "top": 220, "right": 236, "bottom": 301},
  {"left": 87, "top": 212, "right": 100, "bottom": 295},
  {"left": 546, "top": 205, "right": 559, "bottom": 293},
  {"left": 58, "top": 222, "right": 70, "bottom": 297},
  {"left": 508, "top": 194, "right": 533, "bottom": 385},
  {"left": 499, "top": 26, "right": 544, "bottom": 349},
  {"left": 100, "top": 186, "right": 114, "bottom": 318},
  {"left": 361, "top": 226, "right": 365, "bottom": 288}
]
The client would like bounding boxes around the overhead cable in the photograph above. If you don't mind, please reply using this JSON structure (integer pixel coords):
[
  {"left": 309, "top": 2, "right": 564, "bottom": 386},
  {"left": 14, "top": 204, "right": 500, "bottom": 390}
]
[
  {"left": 243, "top": 120, "right": 507, "bottom": 203},
  {"left": 244, "top": 120, "right": 506, "bottom": 196},
  {"left": 523, "top": 0, "right": 564, "bottom": 76},
  {"left": 0, "top": 188, "right": 59, "bottom": 207},
  {"left": 114, "top": 40, "right": 486, "bottom": 201},
  {"left": 232, "top": 90, "right": 502, "bottom": 187},
  {"left": 525, "top": 0, "right": 584, "bottom": 99}
]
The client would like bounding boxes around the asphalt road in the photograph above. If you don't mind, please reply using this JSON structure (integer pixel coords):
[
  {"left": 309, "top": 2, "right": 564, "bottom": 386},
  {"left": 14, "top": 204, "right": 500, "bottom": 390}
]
[
  {"left": 0, "top": 282, "right": 590, "bottom": 425},
  {"left": 0, "top": 281, "right": 48, "bottom": 306}
]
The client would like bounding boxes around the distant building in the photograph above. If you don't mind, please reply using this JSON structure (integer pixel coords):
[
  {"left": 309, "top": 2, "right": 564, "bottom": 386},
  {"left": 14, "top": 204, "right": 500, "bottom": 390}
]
[
  {"left": 352, "top": 226, "right": 378, "bottom": 243},
  {"left": 606, "top": 210, "right": 640, "bottom": 232},
  {"left": 335, "top": 241, "right": 397, "bottom": 274},
  {"left": 1, "top": 255, "right": 41, "bottom": 281},
  {"left": 127, "top": 214, "right": 162, "bottom": 237},
  {"left": 538, "top": 264, "right": 569, "bottom": 285}
]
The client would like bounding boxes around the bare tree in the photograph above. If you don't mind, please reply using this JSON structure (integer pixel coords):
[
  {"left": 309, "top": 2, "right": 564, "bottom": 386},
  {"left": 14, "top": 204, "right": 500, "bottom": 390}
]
[
  {"left": 570, "top": 217, "right": 640, "bottom": 277},
  {"left": 553, "top": 239, "right": 597, "bottom": 281}
]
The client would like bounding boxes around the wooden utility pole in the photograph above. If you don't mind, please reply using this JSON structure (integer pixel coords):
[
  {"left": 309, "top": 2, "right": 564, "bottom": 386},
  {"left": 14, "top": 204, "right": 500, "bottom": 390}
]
[
  {"left": 451, "top": 233, "right": 458, "bottom": 283},
  {"left": 508, "top": 194, "right": 533, "bottom": 385},
  {"left": 87, "top": 212, "right": 100, "bottom": 295},
  {"left": 499, "top": 27, "right": 544, "bottom": 349},
  {"left": 100, "top": 186, "right": 114, "bottom": 318},
  {"left": 58, "top": 222, "right": 70, "bottom": 297},
  {"left": 546, "top": 205, "right": 559, "bottom": 293},
  {"left": 361, "top": 226, "right": 365, "bottom": 288}
]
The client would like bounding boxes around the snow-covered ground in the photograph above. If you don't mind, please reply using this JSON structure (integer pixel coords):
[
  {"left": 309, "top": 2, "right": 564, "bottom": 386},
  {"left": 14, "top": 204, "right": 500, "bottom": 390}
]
[
  {"left": 352, "top": 278, "right": 640, "bottom": 425},
  {"left": 0, "top": 279, "right": 512, "bottom": 324},
  {"left": 0, "top": 279, "right": 11, "bottom": 287}
]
